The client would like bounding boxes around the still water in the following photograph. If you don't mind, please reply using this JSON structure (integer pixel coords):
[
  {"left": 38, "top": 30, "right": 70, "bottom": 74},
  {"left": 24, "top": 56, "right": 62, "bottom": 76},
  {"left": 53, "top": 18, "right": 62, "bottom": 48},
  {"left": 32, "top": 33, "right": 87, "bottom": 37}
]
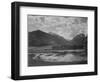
[{"left": 28, "top": 51, "right": 87, "bottom": 66}]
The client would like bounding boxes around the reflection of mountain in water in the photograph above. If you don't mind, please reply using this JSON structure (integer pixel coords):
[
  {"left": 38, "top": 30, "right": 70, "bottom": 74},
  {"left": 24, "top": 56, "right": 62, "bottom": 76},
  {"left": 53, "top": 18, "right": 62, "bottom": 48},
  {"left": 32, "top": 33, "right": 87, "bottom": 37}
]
[
  {"left": 28, "top": 52, "right": 87, "bottom": 66},
  {"left": 28, "top": 30, "right": 87, "bottom": 49}
]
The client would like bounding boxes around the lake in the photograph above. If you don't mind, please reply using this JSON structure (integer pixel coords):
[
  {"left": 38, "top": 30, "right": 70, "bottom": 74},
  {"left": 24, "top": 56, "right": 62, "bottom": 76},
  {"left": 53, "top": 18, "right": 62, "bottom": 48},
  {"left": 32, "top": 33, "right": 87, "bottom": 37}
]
[{"left": 28, "top": 51, "right": 87, "bottom": 66}]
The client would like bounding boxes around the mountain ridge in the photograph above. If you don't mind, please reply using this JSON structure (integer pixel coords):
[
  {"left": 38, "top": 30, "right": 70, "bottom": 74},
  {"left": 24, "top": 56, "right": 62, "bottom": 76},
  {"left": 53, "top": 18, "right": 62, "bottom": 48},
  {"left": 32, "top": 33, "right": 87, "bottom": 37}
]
[{"left": 28, "top": 30, "right": 87, "bottom": 49}]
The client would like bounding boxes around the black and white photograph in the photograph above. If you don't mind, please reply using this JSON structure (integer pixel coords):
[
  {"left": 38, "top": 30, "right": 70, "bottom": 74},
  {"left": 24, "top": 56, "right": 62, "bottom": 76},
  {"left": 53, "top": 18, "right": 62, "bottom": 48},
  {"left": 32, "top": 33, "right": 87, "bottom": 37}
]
[{"left": 28, "top": 15, "right": 88, "bottom": 66}]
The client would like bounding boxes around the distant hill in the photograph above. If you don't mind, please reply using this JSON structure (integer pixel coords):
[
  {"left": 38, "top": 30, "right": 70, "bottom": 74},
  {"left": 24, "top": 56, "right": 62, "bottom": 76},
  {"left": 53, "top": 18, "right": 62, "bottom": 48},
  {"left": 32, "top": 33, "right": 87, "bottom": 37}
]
[
  {"left": 52, "top": 33, "right": 87, "bottom": 49},
  {"left": 28, "top": 30, "right": 87, "bottom": 49},
  {"left": 71, "top": 34, "right": 87, "bottom": 46},
  {"left": 28, "top": 30, "right": 69, "bottom": 47}
]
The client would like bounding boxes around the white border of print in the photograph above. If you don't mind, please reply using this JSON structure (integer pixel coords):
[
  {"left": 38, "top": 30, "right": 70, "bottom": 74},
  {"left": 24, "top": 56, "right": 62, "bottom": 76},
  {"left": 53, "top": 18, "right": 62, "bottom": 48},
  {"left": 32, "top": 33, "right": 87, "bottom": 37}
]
[{"left": 20, "top": 6, "right": 94, "bottom": 76}]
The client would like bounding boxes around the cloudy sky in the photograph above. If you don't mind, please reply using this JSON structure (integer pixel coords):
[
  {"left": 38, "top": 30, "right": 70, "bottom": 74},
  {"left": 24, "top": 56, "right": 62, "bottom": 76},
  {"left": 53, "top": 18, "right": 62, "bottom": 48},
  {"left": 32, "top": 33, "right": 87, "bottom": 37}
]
[{"left": 28, "top": 15, "right": 88, "bottom": 40}]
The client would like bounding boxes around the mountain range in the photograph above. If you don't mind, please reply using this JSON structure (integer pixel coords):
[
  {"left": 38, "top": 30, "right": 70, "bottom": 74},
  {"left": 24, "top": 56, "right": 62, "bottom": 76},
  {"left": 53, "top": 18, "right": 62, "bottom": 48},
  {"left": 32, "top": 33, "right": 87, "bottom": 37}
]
[{"left": 28, "top": 30, "right": 87, "bottom": 49}]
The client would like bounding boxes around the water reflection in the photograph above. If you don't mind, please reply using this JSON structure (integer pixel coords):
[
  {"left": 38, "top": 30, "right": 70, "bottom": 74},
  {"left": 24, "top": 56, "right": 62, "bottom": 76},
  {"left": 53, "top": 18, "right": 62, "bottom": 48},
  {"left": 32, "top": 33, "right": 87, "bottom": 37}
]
[{"left": 30, "top": 52, "right": 87, "bottom": 63}]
